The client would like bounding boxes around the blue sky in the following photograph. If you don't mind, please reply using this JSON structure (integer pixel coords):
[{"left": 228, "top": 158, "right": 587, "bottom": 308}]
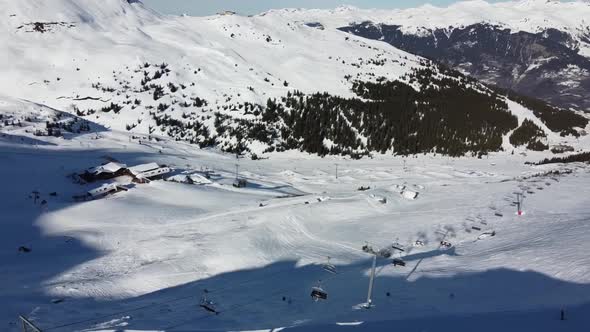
[{"left": 142, "top": 0, "right": 509, "bottom": 16}]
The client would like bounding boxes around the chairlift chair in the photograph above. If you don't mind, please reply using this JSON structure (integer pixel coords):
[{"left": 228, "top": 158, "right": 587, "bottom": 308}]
[
  {"left": 311, "top": 281, "right": 328, "bottom": 301},
  {"left": 440, "top": 240, "right": 452, "bottom": 248},
  {"left": 392, "top": 258, "right": 406, "bottom": 267},
  {"left": 322, "top": 257, "right": 337, "bottom": 274},
  {"left": 362, "top": 242, "right": 374, "bottom": 254},
  {"left": 199, "top": 291, "right": 219, "bottom": 315},
  {"left": 376, "top": 247, "right": 392, "bottom": 258}
]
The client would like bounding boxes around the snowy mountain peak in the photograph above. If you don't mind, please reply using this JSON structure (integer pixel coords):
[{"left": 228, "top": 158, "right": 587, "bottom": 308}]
[
  {"left": 257, "top": 0, "right": 590, "bottom": 32},
  {"left": 514, "top": 0, "right": 562, "bottom": 5},
  {"left": 0, "top": 0, "right": 157, "bottom": 31},
  {"left": 333, "top": 4, "right": 360, "bottom": 12}
]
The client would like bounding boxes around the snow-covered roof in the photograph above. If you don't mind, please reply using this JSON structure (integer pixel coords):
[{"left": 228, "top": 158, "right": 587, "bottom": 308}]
[
  {"left": 87, "top": 183, "right": 117, "bottom": 197},
  {"left": 168, "top": 173, "right": 212, "bottom": 184},
  {"left": 89, "top": 162, "right": 126, "bottom": 175},
  {"left": 136, "top": 167, "right": 172, "bottom": 179},
  {"left": 189, "top": 173, "right": 212, "bottom": 184},
  {"left": 128, "top": 162, "right": 161, "bottom": 176}
]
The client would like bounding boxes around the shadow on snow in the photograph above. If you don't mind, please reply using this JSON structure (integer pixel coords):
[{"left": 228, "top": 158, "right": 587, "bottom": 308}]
[{"left": 1, "top": 145, "right": 589, "bottom": 332}]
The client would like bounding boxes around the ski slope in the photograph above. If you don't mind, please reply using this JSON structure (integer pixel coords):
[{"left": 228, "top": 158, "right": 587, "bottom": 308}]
[{"left": 2, "top": 98, "right": 590, "bottom": 331}]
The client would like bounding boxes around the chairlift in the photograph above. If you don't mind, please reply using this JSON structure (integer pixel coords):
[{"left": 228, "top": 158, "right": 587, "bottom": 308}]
[
  {"left": 440, "top": 240, "right": 452, "bottom": 249},
  {"left": 199, "top": 290, "right": 219, "bottom": 315},
  {"left": 322, "top": 257, "right": 337, "bottom": 274},
  {"left": 377, "top": 248, "right": 392, "bottom": 258},
  {"left": 362, "top": 242, "right": 374, "bottom": 254},
  {"left": 311, "top": 281, "right": 328, "bottom": 301},
  {"left": 391, "top": 243, "right": 405, "bottom": 252},
  {"left": 392, "top": 258, "right": 406, "bottom": 267}
]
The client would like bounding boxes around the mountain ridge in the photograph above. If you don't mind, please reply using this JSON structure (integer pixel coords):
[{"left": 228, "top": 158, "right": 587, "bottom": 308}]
[{"left": 256, "top": 0, "right": 590, "bottom": 57}]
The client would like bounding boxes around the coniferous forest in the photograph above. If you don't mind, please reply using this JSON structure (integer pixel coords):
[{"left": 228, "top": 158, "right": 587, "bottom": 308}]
[
  {"left": 107, "top": 65, "right": 587, "bottom": 159},
  {"left": 509, "top": 119, "right": 548, "bottom": 151},
  {"left": 493, "top": 88, "right": 588, "bottom": 137},
  {"left": 217, "top": 67, "right": 520, "bottom": 158}
]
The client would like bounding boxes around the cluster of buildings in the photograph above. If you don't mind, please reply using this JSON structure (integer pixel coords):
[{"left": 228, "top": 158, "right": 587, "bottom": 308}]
[{"left": 74, "top": 161, "right": 172, "bottom": 201}]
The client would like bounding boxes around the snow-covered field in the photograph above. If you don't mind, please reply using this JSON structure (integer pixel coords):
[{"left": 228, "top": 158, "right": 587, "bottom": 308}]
[{"left": 2, "top": 101, "right": 590, "bottom": 331}]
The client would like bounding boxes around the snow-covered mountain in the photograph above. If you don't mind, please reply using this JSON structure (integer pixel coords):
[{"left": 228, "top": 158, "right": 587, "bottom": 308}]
[
  {"left": 276, "top": 1, "right": 590, "bottom": 112},
  {"left": 268, "top": 0, "right": 590, "bottom": 56},
  {"left": 1, "top": 0, "right": 588, "bottom": 158},
  {"left": 3, "top": 2, "right": 590, "bottom": 332}
]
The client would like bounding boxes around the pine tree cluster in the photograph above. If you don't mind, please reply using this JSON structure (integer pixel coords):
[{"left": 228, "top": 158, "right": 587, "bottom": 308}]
[
  {"left": 498, "top": 89, "right": 588, "bottom": 137},
  {"left": 509, "top": 119, "right": 548, "bottom": 151},
  {"left": 245, "top": 68, "right": 519, "bottom": 157},
  {"left": 534, "top": 152, "right": 590, "bottom": 165}
]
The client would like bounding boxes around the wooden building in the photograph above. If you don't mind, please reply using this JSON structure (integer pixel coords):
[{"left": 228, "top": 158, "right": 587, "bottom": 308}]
[{"left": 79, "top": 162, "right": 129, "bottom": 182}]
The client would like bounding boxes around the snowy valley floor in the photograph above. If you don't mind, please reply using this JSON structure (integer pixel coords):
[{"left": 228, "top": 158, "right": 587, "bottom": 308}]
[{"left": 2, "top": 131, "right": 590, "bottom": 331}]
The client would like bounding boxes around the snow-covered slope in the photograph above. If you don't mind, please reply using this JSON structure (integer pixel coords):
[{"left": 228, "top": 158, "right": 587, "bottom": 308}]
[
  {"left": 264, "top": 1, "right": 590, "bottom": 112},
  {"left": 2, "top": 97, "right": 590, "bottom": 331},
  {"left": 0, "top": 0, "right": 158, "bottom": 31},
  {"left": 0, "top": 0, "right": 422, "bottom": 155},
  {"left": 0, "top": 0, "right": 416, "bottom": 105},
  {"left": 2, "top": 0, "right": 588, "bottom": 158}
]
